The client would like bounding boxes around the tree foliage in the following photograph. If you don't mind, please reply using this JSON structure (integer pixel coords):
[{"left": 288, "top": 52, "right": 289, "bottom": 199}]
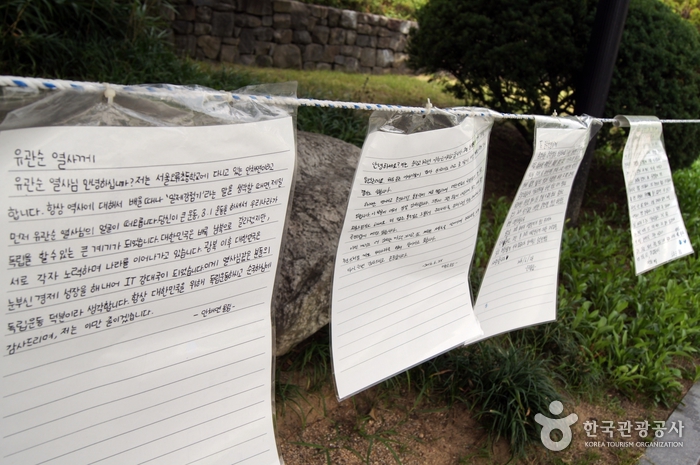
[
  {"left": 607, "top": 0, "right": 700, "bottom": 169},
  {"left": 408, "top": 0, "right": 595, "bottom": 116},
  {"left": 409, "top": 0, "right": 700, "bottom": 168},
  {"left": 660, "top": 0, "right": 700, "bottom": 30}
]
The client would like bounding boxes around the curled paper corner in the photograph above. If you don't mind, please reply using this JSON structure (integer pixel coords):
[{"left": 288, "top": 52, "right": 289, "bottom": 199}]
[
  {"left": 617, "top": 115, "right": 664, "bottom": 184},
  {"left": 613, "top": 115, "right": 660, "bottom": 128}
]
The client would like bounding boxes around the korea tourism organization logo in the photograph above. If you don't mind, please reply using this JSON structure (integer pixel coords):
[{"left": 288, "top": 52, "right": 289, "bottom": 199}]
[
  {"left": 535, "top": 401, "right": 578, "bottom": 451},
  {"left": 535, "top": 400, "right": 685, "bottom": 451}
]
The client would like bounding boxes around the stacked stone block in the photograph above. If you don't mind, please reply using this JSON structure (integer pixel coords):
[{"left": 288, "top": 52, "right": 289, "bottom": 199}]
[{"left": 170, "top": 0, "right": 415, "bottom": 74}]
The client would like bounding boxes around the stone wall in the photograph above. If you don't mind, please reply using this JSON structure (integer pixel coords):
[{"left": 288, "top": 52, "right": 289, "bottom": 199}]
[{"left": 170, "top": 0, "right": 416, "bottom": 73}]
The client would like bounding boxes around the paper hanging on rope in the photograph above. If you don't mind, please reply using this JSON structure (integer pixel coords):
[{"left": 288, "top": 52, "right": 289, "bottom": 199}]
[
  {"left": 331, "top": 111, "right": 493, "bottom": 401},
  {"left": 615, "top": 115, "right": 694, "bottom": 274},
  {"left": 2, "top": 120, "right": 294, "bottom": 465},
  {"left": 473, "top": 116, "right": 597, "bottom": 342}
]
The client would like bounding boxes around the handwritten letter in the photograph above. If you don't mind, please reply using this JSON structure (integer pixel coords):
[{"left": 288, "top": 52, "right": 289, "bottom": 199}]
[
  {"left": 2, "top": 120, "right": 294, "bottom": 465},
  {"left": 616, "top": 116, "right": 694, "bottom": 274},
  {"left": 331, "top": 116, "right": 492, "bottom": 400},
  {"left": 473, "top": 117, "right": 593, "bottom": 341}
]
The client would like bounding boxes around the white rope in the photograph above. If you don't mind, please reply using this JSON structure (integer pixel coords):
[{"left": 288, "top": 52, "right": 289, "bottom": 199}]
[{"left": 2, "top": 75, "right": 699, "bottom": 123}]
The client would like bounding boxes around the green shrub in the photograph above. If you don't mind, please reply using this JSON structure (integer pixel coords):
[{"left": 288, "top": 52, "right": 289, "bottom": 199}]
[
  {"left": 661, "top": 0, "right": 700, "bottom": 31},
  {"left": 607, "top": 0, "right": 700, "bottom": 169},
  {"left": 407, "top": 0, "right": 594, "bottom": 115},
  {"left": 409, "top": 0, "right": 700, "bottom": 168},
  {"left": 404, "top": 343, "right": 561, "bottom": 457}
]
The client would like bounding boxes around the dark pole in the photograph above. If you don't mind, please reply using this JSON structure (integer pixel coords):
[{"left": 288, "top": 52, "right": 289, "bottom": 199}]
[{"left": 566, "top": 0, "right": 630, "bottom": 224}]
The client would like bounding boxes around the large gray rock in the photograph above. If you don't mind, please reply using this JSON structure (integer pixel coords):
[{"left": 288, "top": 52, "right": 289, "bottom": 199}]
[{"left": 275, "top": 131, "right": 361, "bottom": 356}]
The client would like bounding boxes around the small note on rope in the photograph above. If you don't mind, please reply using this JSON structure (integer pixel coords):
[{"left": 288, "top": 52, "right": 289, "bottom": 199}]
[
  {"left": 473, "top": 116, "right": 598, "bottom": 342},
  {"left": 615, "top": 115, "right": 694, "bottom": 274},
  {"left": 1, "top": 120, "right": 294, "bottom": 465},
  {"left": 331, "top": 111, "right": 493, "bottom": 400}
]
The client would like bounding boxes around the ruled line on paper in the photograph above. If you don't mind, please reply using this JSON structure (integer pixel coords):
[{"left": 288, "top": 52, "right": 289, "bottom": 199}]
[
  {"left": 336, "top": 251, "right": 471, "bottom": 303},
  {"left": 349, "top": 174, "right": 481, "bottom": 214},
  {"left": 32, "top": 397, "right": 265, "bottom": 464},
  {"left": 478, "top": 291, "right": 554, "bottom": 318},
  {"left": 476, "top": 282, "right": 552, "bottom": 306},
  {"left": 366, "top": 142, "right": 467, "bottom": 161},
  {"left": 180, "top": 435, "right": 267, "bottom": 465},
  {"left": 357, "top": 159, "right": 482, "bottom": 188},
  {"left": 476, "top": 266, "right": 558, "bottom": 296},
  {"left": 336, "top": 269, "right": 464, "bottom": 319},
  {"left": 338, "top": 227, "right": 476, "bottom": 280},
  {"left": 9, "top": 165, "right": 289, "bottom": 197},
  {"left": 4, "top": 354, "right": 266, "bottom": 439},
  {"left": 336, "top": 248, "right": 471, "bottom": 292},
  {"left": 340, "top": 213, "right": 479, "bottom": 258},
  {"left": 6, "top": 240, "right": 276, "bottom": 291},
  {"left": 9, "top": 195, "right": 284, "bottom": 223},
  {"left": 342, "top": 208, "right": 478, "bottom": 244},
  {"left": 9, "top": 149, "right": 290, "bottom": 172},
  {"left": 4, "top": 336, "right": 266, "bottom": 419},
  {"left": 7, "top": 219, "right": 280, "bottom": 250},
  {"left": 340, "top": 312, "right": 467, "bottom": 372},
  {"left": 4, "top": 294, "right": 264, "bottom": 376},
  {"left": 4, "top": 250, "right": 273, "bottom": 303},
  {"left": 4, "top": 378, "right": 263, "bottom": 458},
  {"left": 5, "top": 262, "right": 272, "bottom": 315},
  {"left": 7, "top": 219, "right": 279, "bottom": 251},
  {"left": 337, "top": 238, "right": 474, "bottom": 295},
  {"left": 479, "top": 300, "right": 555, "bottom": 323},
  {"left": 5, "top": 298, "right": 265, "bottom": 367},
  {"left": 82, "top": 414, "right": 266, "bottom": 465},
  {"left": 4, "top": 312, "right": 264, "bottom": 393},
  {"left": 336, "top": 291, "right": 466, "bottom": 348},
  {"left": 479, "top": 255, "right": 558, "bottom": 281}
]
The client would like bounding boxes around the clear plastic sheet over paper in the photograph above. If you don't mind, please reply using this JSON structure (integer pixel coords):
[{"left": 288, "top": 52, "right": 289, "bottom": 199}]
[
  {"left": 472, "top": 115, "right": 600, "bottom": 342},
  {"left": 615, "top": 115, "right": 694, "bottom": 274},
  {"left": 1, "top": 83, "right": 296, "bottom": 465},
  {"left": 330, "top": 108, "right": 495, "bottom": 401}
]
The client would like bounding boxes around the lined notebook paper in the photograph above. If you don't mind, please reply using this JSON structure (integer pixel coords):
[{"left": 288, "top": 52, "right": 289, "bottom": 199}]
[
  {"left": 331, "top": 116, "right": 492, "bottom": 400},
  {"left": 617, "top": 115, "right": 694, "bottom": 274},
  {"left": 2, "top": 120, "right": 294, "bottom": 465},
  {"left": 473, "top": 117, "right": 593, "bottom": 341}
]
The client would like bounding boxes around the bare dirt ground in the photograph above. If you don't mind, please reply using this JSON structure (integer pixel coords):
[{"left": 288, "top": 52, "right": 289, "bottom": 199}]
[
  {"left": 275, "top": 124, "right": 681, "bottom": 464},
  {"left": 276, "top": 378, "right": 684, "bottom": 465}
]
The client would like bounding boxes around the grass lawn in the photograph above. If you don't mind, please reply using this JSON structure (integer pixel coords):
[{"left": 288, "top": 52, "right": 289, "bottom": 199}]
[{"left": 209, "top": 63, "right": 462, "bottom": 108}]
